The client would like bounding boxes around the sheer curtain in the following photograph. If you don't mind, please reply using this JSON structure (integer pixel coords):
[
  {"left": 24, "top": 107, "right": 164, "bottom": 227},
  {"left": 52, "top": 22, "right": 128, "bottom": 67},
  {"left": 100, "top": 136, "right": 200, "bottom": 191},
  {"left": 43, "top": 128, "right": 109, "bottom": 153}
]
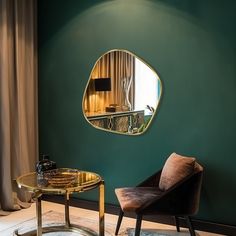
[{"left": 0, "top": 0, "right": 38, "bottom": 215}]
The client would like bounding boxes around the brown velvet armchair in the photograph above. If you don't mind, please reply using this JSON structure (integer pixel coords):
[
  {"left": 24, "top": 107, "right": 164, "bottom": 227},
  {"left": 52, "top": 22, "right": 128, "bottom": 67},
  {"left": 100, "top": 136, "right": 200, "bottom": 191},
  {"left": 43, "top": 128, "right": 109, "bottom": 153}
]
[{"left": 115, "top": 153, "right": 203, "bottom": 236}]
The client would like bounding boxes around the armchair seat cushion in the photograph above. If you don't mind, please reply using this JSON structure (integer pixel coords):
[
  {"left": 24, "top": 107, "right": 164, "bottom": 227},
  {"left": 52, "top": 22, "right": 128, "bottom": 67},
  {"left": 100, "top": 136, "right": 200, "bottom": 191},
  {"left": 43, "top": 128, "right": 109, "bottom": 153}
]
[{"left": 115, "top": 187, "right": 162, "bottom": 212}]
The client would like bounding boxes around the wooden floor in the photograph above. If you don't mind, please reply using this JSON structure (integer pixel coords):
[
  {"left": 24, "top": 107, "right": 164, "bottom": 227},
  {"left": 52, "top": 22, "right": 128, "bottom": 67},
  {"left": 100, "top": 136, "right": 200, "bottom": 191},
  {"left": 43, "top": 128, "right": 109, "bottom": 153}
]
[{"left": 0, "top": 201, "right": 223, "bottom": 236}]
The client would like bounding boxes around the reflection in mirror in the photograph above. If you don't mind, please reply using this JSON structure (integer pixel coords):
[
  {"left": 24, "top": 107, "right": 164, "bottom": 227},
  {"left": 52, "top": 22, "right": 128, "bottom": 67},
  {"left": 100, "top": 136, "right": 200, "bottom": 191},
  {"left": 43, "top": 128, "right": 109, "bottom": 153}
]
[{"left": 82, "top": 49, "right": 162, "bottom": 135}]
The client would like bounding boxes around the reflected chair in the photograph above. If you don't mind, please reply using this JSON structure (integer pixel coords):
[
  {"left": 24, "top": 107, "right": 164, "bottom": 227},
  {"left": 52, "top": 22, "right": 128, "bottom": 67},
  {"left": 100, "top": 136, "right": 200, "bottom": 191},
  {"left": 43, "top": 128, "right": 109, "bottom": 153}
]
[{"left": 115, "top": 153, "right": 203, "bottom": 236}]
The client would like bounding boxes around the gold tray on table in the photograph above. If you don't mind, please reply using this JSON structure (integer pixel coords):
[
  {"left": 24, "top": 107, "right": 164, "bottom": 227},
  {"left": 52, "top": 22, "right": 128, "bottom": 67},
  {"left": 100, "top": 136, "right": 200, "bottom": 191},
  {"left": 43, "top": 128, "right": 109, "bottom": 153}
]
[{"left": 44, "top": 169, "right": 78, "bottom": 187}]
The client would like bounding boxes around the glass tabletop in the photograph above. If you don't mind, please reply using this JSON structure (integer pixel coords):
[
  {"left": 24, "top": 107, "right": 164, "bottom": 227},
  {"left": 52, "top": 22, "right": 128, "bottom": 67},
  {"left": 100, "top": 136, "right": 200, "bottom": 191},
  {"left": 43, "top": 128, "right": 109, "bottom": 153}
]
[{"left": 16, "top": 168, "right": 102, "bottom": 194}]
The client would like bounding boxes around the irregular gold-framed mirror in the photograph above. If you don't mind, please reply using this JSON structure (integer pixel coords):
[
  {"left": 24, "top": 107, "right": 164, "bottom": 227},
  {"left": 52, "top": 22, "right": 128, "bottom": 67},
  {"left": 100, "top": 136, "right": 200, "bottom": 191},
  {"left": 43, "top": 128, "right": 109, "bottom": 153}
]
[{"left": 82, "top": 49, "right": 162, "bottom": 135}]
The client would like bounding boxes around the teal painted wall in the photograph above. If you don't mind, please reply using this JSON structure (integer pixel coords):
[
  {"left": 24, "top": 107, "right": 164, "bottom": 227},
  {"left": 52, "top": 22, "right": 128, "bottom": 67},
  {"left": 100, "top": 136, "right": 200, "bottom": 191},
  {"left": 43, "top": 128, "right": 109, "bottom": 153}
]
[{"left": 38, "top": 0, "right": 236, "bottom": 226}]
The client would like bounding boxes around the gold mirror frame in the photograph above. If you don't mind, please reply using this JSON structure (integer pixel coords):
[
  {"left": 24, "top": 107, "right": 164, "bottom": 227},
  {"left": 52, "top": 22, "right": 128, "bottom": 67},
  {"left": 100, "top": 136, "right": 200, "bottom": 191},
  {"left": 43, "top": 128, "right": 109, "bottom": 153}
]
[{"left": 82, "top": 49, "right": 162, "bottom": 135}]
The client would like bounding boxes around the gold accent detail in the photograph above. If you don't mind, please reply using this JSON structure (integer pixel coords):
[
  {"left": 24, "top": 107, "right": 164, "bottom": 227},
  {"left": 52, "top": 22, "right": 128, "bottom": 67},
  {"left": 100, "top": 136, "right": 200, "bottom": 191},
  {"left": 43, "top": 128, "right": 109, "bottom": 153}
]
[
  {"left": 82, "top": 49, "right": 163, "bottom": 136},
  {"left": 99, "top": 180, "right": 105, "bottom": 236}
]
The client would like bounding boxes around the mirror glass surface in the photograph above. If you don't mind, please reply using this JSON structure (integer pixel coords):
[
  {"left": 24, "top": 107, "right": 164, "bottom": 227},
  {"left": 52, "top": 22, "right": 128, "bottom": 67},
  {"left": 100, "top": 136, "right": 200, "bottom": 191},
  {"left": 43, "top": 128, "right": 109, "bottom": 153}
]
[{"left": 82, "top": 49, "right": 162, "bottom": 135}]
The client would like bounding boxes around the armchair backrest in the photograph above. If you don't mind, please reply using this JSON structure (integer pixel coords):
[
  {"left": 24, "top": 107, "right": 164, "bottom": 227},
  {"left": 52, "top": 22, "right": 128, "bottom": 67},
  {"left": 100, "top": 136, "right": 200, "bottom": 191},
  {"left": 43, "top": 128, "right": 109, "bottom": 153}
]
[
  {"left": 138, "top": 161, "right": 203, "bottom": 216},
  {"left": 186, "top": 162, "right": 203, "bottom": 215}
]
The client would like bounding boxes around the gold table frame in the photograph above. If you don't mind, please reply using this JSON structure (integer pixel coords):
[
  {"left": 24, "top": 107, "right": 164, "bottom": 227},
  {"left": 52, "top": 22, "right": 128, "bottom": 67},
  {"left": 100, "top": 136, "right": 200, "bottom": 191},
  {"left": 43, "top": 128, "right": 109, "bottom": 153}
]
[{"left": 15, "top": 169, "right": 105, "bottom": 236}]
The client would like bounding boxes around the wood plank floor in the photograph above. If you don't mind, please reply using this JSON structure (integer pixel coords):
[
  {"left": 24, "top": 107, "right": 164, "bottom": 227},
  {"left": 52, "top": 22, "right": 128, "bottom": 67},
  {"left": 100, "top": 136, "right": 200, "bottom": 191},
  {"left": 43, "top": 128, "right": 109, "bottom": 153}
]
[{"left": 0, "top": 201, "right": 223, "bottom": 236}]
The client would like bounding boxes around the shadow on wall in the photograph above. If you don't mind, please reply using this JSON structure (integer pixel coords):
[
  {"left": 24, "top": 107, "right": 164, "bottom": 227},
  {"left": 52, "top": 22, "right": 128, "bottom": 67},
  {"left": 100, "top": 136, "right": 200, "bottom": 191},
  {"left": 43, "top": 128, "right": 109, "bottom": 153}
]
[
  {"left": 38, "top": 0, "right": 102, "bottom": 47},
  {"left": 157, "top": 0, "right": 200, "bottom": 17}
]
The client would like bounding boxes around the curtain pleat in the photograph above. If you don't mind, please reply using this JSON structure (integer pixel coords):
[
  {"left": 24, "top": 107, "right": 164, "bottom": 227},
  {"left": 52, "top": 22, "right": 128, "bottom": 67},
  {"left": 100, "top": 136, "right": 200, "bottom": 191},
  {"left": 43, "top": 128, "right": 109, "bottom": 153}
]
[
  {"left": 84, "top": 51, "right": 135, "bottom": 114},
  {"left": 0, "top": 0, "right": 38, "bottom": 215}
]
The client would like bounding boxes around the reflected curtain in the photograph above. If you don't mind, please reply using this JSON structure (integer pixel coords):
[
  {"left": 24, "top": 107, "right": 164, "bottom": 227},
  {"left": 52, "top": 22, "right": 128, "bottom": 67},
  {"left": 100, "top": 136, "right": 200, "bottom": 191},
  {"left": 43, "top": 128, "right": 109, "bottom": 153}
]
[
  {"left": 0, "top": 0, "right": 38, "bottom": 215},
  {"left": 84, "top": 51, "right": 135, "bottom": 114}
]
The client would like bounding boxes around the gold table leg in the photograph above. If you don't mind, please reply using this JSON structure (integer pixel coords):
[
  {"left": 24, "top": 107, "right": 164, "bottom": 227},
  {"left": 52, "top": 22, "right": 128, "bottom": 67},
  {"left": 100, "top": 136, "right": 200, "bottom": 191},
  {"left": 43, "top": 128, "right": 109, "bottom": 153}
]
[
  {"left": 36, "top": 196, "right": 42, "bottom": 236},
  {"left": 99, "top": 180, "right": 105, "bottom": 236},
  {"left": 65, "top": 192, "right": 70, "bottom": 227}
]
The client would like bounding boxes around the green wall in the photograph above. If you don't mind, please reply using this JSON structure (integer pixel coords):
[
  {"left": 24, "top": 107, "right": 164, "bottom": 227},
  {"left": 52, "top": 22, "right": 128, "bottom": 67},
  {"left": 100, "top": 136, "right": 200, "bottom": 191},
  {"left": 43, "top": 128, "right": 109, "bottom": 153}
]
[{"left": 38, "top": 0, "right": 236, "bottom": 226}]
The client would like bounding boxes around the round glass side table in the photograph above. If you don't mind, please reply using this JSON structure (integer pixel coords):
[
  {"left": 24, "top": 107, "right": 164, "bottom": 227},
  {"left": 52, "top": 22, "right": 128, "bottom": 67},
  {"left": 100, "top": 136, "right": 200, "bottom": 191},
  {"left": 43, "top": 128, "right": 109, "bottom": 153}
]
[{"left": 15, "top": 168, "right": 105, "bottom": 236}]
